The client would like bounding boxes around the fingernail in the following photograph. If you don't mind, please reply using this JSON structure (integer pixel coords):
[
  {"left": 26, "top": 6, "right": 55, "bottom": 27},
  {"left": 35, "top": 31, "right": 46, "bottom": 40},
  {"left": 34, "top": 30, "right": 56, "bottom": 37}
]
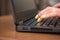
[
  {"left": 41, "top": 14, "right": 46, "bottom": 18},
  {"left": 37, "top": 18, "right": 41, "bottom": 23},
  {"left": 35, "top": 15, "right": 38, "bottom": 19}
]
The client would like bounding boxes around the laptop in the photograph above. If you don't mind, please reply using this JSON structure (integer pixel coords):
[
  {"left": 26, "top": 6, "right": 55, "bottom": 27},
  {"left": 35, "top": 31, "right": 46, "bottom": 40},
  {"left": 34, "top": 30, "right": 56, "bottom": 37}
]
[{"left": 10, "top": 0, "right": 60, "bottom": 33}]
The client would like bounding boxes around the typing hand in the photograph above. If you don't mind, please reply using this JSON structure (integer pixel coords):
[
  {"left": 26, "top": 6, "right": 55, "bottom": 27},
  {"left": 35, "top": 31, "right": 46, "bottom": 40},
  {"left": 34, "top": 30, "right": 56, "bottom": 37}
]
[{"left": 35, "top": 6, "right": 60, "bottom": 22}]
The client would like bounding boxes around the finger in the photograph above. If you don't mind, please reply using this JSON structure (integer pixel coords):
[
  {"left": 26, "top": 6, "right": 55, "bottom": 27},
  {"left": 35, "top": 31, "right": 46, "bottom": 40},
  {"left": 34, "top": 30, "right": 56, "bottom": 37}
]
[
  {"left": 42, "top": 13, "right": 56, "bottom": 18},
  {"left": 40, "top": 7, "right": 57, "bottom": 18},
  {"left": 39, "top": 8, "right": 52, "bottom": 18},
  {"left": 53, "top": 3, "right": 60, "bottom": 8},
  {"left": 35, "top": 6, "right": 51, "bottom": 19},
  {"left": 38, "top": 6, "right": 51, "bottom": 16},
  {"left": 37, "top": 18, "right": 42, "bottom": 23}
]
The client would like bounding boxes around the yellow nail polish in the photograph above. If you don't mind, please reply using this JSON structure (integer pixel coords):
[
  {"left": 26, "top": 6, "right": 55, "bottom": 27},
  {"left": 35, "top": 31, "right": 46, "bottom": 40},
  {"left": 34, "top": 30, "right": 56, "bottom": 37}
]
[
  {"left": 35, "top": 15, "right": 38, "bottom": 19},
  {"left": 41, "top": 14, "right": 46, "bottom": 18},
  {"left": 37, "top": 18, "right": 41, "bottom": 23}
]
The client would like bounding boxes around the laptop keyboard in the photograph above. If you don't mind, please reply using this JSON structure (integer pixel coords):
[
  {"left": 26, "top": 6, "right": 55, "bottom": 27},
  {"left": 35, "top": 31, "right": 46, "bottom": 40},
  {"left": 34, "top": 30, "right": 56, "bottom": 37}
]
[
  {"left": 23, "top": 17, "right": 60, "bottom": 27},
  {"left": 56, "top": 18, "right": 60, "bottom": 27}
]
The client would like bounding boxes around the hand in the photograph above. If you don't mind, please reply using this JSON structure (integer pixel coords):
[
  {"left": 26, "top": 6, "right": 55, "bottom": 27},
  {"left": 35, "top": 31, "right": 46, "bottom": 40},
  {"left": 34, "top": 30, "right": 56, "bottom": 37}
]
[{"left": 35, "top": 6, "right": 60, "bottom": 22}]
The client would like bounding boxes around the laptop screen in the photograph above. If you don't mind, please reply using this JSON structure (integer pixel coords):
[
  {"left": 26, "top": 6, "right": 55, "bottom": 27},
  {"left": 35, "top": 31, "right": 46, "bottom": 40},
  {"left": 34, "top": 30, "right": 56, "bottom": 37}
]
[{"left": 11, "top": 0, "right": 38, "bottom": 24}]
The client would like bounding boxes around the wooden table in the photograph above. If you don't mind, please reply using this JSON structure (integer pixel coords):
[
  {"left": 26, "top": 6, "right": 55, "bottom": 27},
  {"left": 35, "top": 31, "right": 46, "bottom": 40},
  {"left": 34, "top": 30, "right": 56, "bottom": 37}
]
[{"left": 0, "top": 15, "right": 60, "bottom": 40}]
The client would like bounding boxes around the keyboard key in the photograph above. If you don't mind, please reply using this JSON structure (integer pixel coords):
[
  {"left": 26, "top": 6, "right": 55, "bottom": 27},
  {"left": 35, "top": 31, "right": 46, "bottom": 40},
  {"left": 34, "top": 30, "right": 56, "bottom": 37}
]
[
  {"left": 40, "top": 18, "right": 48, "bottom": 26},
  {"left": 37, "top": 23, "right": 40, "bottom": 26},
  {"left": 23, "top": 18, "right": 36, "bottom": 26},
  {"left": 56, "top": 23, "right": 60, "bottom": 27},
  {"left": 28, "top": 18, "right": 36, "bottom": 25},
  {"left": 36, "top": 19, "right": 44, "bottom": 26},
  {"left": 56, "top": 19, "right": 60, "bottom": 27},
  {"left": 23, "top": 18, "right": 34, "bottom": 25},
  {"left": 43, "top": 17, "right": 53, "bottom": 26},
  {"left": 29, "top": 21, "right": 37, "bottom": 26},
  {"left": 49, "top": 17, "right": 58, "bottom": 27}
]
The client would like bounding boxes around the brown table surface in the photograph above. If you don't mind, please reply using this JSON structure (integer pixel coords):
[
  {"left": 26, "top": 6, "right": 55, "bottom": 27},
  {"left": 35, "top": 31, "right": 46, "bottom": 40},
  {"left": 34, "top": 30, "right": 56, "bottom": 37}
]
[{"left": 0, "top": 15, "right": 60, "bottom": 40}]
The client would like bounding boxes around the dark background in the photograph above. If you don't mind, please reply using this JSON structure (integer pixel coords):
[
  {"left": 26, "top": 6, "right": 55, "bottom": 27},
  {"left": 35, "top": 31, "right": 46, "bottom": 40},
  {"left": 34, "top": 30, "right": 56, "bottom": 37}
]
[{"left": 0, "top": 0, "right": 9, "bottom": 16}]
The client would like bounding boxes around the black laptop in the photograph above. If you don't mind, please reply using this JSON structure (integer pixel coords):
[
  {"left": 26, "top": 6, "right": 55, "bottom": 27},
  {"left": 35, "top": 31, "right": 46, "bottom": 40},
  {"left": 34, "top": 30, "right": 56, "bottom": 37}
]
[{"left": 11, "top": 0, "right": 60, "bottom": 33}]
